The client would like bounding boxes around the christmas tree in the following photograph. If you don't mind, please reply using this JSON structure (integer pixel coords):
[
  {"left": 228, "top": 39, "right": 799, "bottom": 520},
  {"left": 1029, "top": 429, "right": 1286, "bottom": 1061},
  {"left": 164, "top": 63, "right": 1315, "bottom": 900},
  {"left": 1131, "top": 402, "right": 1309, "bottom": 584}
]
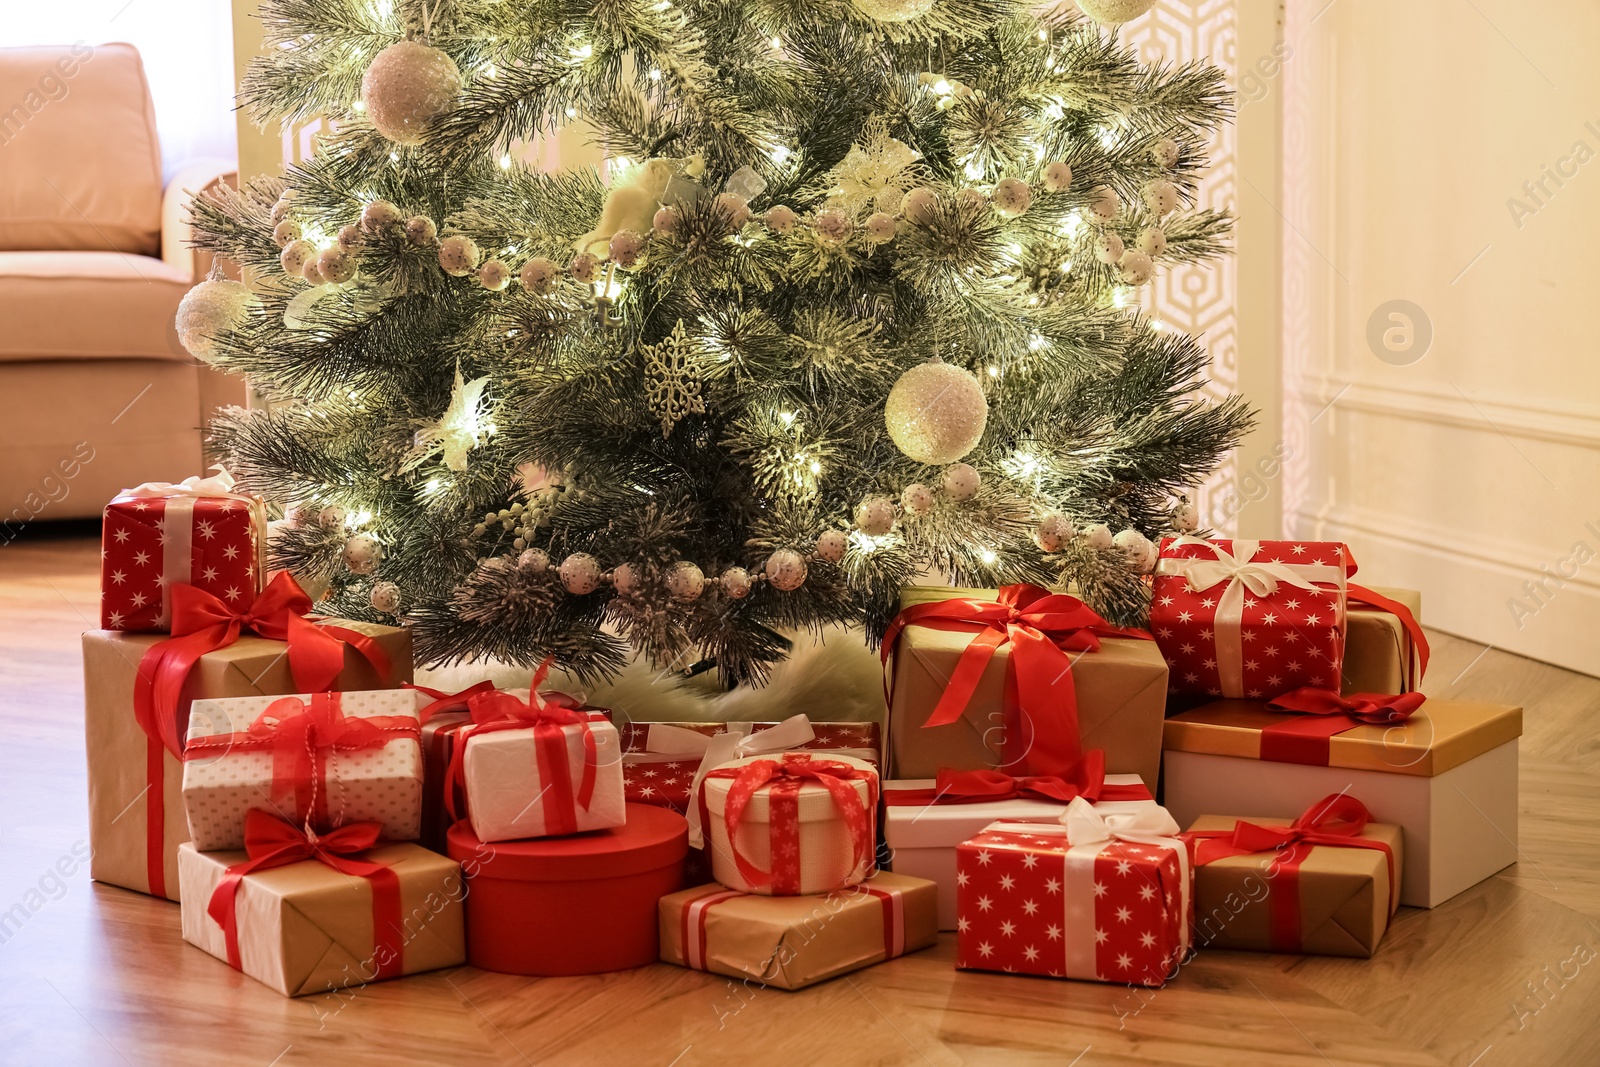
[{"left": 179, "top": 0, "right": 1249, "bottom": 685}]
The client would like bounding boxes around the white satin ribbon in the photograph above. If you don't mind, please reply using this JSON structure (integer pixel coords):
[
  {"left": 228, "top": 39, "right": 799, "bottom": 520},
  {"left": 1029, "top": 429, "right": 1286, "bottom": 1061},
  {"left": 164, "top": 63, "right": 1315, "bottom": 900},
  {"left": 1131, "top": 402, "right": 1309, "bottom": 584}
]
[
  {"left": 116, "top": 470, "right": 242, "bottom": 500},
  {"left": 1155, "top": 536, "right": 1347, "bottom": 697},
  {"left": 652, "top": 714, "right": 818, "bottom": 848},
  {"left": 114, "top": 470, "right": 251, "bottom": 628}
]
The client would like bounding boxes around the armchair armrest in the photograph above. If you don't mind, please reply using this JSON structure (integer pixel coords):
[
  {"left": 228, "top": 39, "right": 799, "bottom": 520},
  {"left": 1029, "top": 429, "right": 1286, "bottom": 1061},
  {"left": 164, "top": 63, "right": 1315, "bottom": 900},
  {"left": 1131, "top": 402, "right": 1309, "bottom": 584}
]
[{"left": 161, "top": 158, "right": 238, "bottom": 282}]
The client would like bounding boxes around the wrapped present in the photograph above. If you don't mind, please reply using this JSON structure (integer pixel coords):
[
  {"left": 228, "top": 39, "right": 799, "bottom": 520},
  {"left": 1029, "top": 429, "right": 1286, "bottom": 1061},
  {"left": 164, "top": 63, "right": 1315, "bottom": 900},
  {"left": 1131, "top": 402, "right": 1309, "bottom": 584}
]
[
  {"left": 882, "top": 584, "right": 1166, "bottom": 788},
  {"left": 883, "top": 752, "right": 1155, "bottom": 930},
  {"left": 183, "top": 690, "right": 423, "bottom": 850},
  {"left": 448, "top": 804, "right": 687, "bottom": 975},
  {"left": 956, "top": 797, "right": 1193, "bottom": 986},
  {"left": 660, "top": 871, "right": 938, "bottom": 991},
  {"left": 452, "top": 662, "right": 625, "bottom": 843},
  {"left": 1153, "top": 536, "right": 1352, "bottom": 699},
  {"left": 1183, "top": 795, "right": 1401, "bottom": 958},
  {"left": 84, "top": 578, "right": 408, "bottom": 901},
  {"left": 1163, "top": 693, "right": 1520, "bottom": 908},
  {"left": 100, "top": 473, "right": 266, "bottom": 632},
  {"left": 1344, "top": 586, "right": 1429, "bottom": 695},
  {"left": 408, "top": 682, "right": 487, "bottom": 853},
  {"left": 698, "top": 753, "right": 878, "bottom": 896},
  {"left": 179, "top": 811, "right": 463, "bottom": 997}
]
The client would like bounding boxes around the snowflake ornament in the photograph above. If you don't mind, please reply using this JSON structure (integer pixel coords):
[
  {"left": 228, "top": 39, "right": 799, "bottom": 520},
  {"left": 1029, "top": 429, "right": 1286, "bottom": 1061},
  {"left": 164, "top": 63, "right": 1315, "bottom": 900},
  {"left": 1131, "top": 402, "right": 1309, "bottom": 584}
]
[
  {"left": 404, "top": 363, "right": 491, "bottom": 472},
  {"left": 640, "top": 320, "right": 705, "bottom": 438}
]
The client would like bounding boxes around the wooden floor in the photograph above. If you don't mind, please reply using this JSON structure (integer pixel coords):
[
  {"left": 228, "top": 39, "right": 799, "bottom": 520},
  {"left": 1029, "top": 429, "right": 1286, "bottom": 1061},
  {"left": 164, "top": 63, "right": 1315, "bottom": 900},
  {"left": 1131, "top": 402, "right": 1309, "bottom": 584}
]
[{"left": 3, "top": 529, "right": 1599, "bottom": 1067}]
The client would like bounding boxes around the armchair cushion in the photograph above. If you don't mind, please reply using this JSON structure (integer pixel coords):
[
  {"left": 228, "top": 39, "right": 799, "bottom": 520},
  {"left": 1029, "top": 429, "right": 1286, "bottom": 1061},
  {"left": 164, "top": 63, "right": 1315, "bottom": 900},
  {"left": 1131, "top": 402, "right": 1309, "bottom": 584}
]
[
  {"left": 0, "top": 250, "right": 191, "bottom": 362},
  {"left": 0, "top": 42, "right": 164, "bottom": 256}
]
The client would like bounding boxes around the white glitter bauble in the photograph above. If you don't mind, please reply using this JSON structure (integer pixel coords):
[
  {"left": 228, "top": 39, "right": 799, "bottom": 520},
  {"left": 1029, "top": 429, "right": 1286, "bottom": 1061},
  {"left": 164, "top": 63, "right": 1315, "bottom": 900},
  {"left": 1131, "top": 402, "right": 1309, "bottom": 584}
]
[
  {"left": 519, "top": 256, "right": 558, "bottom": 293},
  {"left": 438, "top": 234, "right": 479, "bottom": 276},
  {"left": 766, "top": 205, "right": 797, "bottom": 233},
  {"left": 1034, "top": 513, "right": 1076, "bottom": 553},
  {"left": 1142, "top": 179, "right": 1179, "bottom": 216},
  {"left": 317, "top": 245, "right": 358, "bottom": 284},
  {"left": 301, "top": 256, "right": 325, "bottom": 284},
  {"left": 518, "top": 547, "right": 550, "bottom": 573},
  {"left": 899, "top": 187, "right": 939, "bottom": 225},
  {"left": 902, "top": 483, "right": 934, "bottom": 515},
  {"left": 361, "top": 39, "right": 462, "bottom": 145},
  {"left": 608, "top": 229, "right": 645, "bottom": 268},
  {"left": 666, "top": 561, "right": 706, "bottom": 601},
  {"left": 1112, "top": 528, "right": 1152, "bottom": 568},
  {"left": 271, "top": 195, "right": 293, "bottom": 224},
  {"left": 652, "top": 206, "right": 680, "bottom": 236},
  {"left": 849, "top": 0, "right": 938, "bottom": 21},
  {"left": 956, "top": 187, "right": 987, "bottom": 209},
  {"left": 854, "top": 497, "right": 895, "bottom": 537},
  {"left": 337, "top": 224, "right": 363, "bottom": 249},
  {"left": 1150, "top": 138, "right": 1181, "bottom": 169},
  {"left": 815, "top": 530, "right": 849, "bottom": 563},
  {"left": 1094, "top": 232, "right": 1126, "bottom": 264},
  {"left": 569, "top": 252, "right": 600, "bottom": 283},
  {"left": 1174, "top": 501, "right": 1199, "bottom": 532},
  {"left": 991, "top": 177, "right": 1033, "bottom": 217},
  {"left": 1083, "top": 522, "right": 1113, "bottom": 550},
  {"left": 943, "top": 462, "right": 980, "bottom": 501},
  {"left": 1119, "top": 249, "right": 1154, "bottom": 285},
  {"left": 1076, "top": 0, "right": 1158, "bottom": 25},
  {"left": 1088, "top": 185, "right": 1121, "bottom": 222},
  {"left": 362, "top": 199, "right": 403, "bottom": 233},
  {"left": 272, "top": 219, "right": 301, "bottom": 248},
  {"left": 884, "top": 362, "right": 989, "bottom": 464},
  {"left": 864, "top": 212, "right": 897, "bottom": 244},
  {"left": 280, "top": 239, "right": 315, "bottom": 277},
  {"left": 721, "top": 567, "right": 753, "bottom": 599},
  {"left": 764, "top": 549, "right": 808, "bottom": 591},
  {"left": 559, "top": 552, "right": 603, "bottom": 594},
  {"left": 612, "top": 562, "right": 641, "bottom": 596},
  {"left": 318, "top": 505, "right": 347, "bottom": 528},
  {"left": 478, "top": 259, "right": 512, "bottom": 291},
  {"left": 1042, "top": 161, "right": 1074, "bottom": 193},
  {"left": 814, "top": 209, "right": 853, "bottom": 244},
  {"left": 715, "top": 192, "right": 752, "bottom": 228},
  {"left": 175, "top": 278, "right": 253, "bottom": 359},
  {"left": 405, "top": 215, "right": 437, "bottom": 245},
  {"left": 1137, "top": 226, "right": 1168, "bottom": 257},
  {"left": 369, "top": 581, "right": 401, "bottom": 614},
  {"left": 342, "top": 533, "right": 382, "bottom": 575}
]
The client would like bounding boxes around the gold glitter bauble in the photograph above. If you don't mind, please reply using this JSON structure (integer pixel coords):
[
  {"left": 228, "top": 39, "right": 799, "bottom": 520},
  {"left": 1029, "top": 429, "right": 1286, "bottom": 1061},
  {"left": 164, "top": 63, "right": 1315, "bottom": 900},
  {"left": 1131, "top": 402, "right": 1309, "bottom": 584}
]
[
  {"left": 1076, "top": 0, "right": 1157, "bottom": 25},
  {"left": 884, "top": 362, "right": 988, "bottom": 465}
]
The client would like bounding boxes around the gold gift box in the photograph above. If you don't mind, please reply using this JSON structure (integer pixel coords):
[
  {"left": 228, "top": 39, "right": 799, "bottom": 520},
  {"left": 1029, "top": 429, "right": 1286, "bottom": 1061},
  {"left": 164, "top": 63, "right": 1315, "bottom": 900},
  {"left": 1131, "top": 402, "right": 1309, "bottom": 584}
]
[{"left": 1344, "top": 586, "right": 1422, "bottom": 694}]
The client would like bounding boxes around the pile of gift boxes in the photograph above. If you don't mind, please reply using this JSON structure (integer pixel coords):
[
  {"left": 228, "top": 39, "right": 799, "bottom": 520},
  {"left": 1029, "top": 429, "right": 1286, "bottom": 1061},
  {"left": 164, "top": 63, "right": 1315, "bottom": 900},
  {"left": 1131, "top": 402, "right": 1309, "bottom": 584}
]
[{"left": 84, "top": 478, "right": 1522, "bottom": 996}]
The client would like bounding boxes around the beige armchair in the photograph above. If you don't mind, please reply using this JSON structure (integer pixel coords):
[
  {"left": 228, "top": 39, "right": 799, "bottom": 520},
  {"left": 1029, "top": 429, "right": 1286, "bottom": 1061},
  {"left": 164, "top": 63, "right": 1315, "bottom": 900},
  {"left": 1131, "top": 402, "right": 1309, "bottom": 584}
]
[{"left": 0, "top": 42, "right": 246, "bottom": 532}]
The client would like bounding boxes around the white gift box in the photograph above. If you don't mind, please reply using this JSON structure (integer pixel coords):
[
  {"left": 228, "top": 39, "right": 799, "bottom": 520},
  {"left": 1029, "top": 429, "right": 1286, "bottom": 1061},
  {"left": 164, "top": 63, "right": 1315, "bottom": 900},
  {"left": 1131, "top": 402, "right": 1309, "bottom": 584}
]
[
  {"left": 461, "top": 712, "right": 625, "bottom": 843},
  {"left": 183, "top": 689, "right": 423, "bottom": 850},
  {"left": 883, "top": 774, "right": 1155, "bottom": 930}
]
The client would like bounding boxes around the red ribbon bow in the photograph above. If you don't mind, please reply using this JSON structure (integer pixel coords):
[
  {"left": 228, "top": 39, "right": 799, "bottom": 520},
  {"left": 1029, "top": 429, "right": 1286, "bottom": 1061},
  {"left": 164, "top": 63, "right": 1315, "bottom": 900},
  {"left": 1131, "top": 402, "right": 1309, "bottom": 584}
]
[
  {"left": 130, "top": 571, "right": 393, "bottom": 899},
  {"left": 406, "top": 680, "right": 501, "bottom": 724},
  {"left": 707, "top": 753, "right": 878, "bottom": 894},
  {"left": 1258, "top": 688, "right": 1426, "bottom": 765},
  {"left": 207, "top": 809, "right": 403, "bottom": 978},
  {"left": 184, "top": 692, "right": 419, "bottom": 830},
  {"left": 443, "top": 659, "right": 604, "bottom": 835},
  {"left": 1183, "top": 794, "right": 1397, "bottom": 953},
  {"left": 881, "top": 584, "right": 1150, "bottom": 776},
  {"left": 884, "top": 750, "right": 1152, "bottom": 806}
]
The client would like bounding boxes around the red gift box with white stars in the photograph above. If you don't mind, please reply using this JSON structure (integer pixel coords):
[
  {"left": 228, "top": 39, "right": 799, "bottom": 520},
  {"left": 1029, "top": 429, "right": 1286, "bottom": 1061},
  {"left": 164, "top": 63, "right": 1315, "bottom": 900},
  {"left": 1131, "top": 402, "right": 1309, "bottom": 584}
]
[
  {"left": 1151, "top": 537, "right": 1353, "bottom": 700},
  {"left": 100, "top": 480, "right": 266, "bottom": 631},
  {"left": 955, "top": 805, "right": 1193, "bottom": 986}
]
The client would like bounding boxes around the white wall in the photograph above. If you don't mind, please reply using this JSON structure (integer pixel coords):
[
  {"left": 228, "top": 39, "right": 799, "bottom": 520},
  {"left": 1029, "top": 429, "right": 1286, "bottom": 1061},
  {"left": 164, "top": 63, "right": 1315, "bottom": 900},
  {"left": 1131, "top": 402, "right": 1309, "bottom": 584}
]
[
  {"left": 2, "top": 0, "right": 238, "bottom": 178},
  {"left": 1282, "top": 0, "right": 1600, "bottom": 675}
]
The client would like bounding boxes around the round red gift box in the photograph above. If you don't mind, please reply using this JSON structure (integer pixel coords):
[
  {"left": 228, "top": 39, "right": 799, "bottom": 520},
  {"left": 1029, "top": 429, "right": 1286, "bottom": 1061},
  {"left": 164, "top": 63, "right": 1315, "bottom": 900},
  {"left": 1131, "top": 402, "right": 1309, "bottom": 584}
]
[{"left": 448, "top": 803, "right": 688, "bottom": 975}]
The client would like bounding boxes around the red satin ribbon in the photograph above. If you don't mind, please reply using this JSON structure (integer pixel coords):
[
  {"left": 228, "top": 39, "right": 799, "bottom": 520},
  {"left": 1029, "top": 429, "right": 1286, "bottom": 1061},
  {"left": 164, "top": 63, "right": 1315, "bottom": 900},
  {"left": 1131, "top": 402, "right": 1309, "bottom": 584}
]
[
  {"left": 1258, "top": 688, "right": 1426, "bottom": 765},
  {"left": 1183, "top": 794, "right": 1397, "bottom": 953},
  {"left": 881, "top": 584, "right": 1151, "bottom": 776},
  {"left": 702, "top": 753, "right": 878, "bottom": 894},
  {"left": 442, "top": 659, "right": 603, "bottom": 835},
  {"left": 207, "top": 809, "right": 402, "bottom": 978},
  {"left": 1347, "top": 583, "right": 1431, "bottom": 689},
  {"left": 183, "top": 692, "right": 418, "bottom": 829},
  {"left": 130, "top": 571, "right": 393, "bottom": 898},
  {"left": 883, "top": 750, "right": 1152, "bottom": 806}
]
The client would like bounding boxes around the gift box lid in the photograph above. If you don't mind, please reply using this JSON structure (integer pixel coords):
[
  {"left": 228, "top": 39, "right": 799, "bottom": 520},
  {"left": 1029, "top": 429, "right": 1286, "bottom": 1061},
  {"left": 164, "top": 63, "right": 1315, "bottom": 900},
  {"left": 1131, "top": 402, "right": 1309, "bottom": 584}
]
[
  {"left": 1157, "top": 537, "right": 1355, "bottom": 577},
  {"left": 1163, "top": 698, "right": 1522, "bottom": 777},
  {"left": 700, "top": 754, "right": 878, "bottom": 823},
  {"left": 882, "top": 774, "right": 1153, "bottom": 849},
  {"left": 446, "top": 803, "right": 687, "bottom": 881}
]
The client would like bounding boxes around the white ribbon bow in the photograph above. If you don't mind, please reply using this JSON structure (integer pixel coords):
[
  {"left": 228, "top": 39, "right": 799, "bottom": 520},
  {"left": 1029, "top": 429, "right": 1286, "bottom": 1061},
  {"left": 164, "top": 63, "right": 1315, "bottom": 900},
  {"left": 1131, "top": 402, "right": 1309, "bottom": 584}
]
[
  {"left": 652, "top": 714, "right": 816, "bottom": 848},
  {"left": 118, "top": 469, "right": 243, "bottom": 501}
]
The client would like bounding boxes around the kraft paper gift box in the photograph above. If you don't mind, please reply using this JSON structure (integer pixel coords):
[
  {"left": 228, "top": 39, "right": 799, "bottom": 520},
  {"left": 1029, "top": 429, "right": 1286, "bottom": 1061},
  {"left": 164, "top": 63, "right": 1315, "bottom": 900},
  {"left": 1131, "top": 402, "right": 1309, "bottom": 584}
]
[
  {"left": 460, "top": 704, "right": 626, "bottom": 843},
  {"left": 178, "top": 838, "right": 464, "bottom": 997},
  {"left": 885, "top": 585, "right": 1167, "bottom": 789},
  {"left": 183, "top": 689, "right": 425, "bottom": 850},
  {"left": 1163, "top": 697, "right": 1520, "bottom": 908},
  {"left": 1343, "top": 586, "right": 1425, "bottom": 695},
  {"left": 659, "top": 871, "right": 938, "bottom": 990},
  {"left": 84, "top": 620, "right": 412, "bottom": 901},
  {"left": 1184, "top": 799, "right": 1402, "bottom": 958},
  {"left": 100, "top": 474, "right": 267, "bottom": 632},
  {"left": 883, "top": 768, "right": 1155, "bottom": 931}
]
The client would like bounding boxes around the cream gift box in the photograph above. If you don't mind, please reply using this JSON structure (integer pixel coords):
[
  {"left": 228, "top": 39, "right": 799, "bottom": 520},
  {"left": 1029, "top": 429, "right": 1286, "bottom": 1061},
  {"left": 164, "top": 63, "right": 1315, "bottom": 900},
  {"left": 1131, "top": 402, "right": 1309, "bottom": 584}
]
[{"left": 460, "top": 706, "right": 626, "bottom": 843}]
